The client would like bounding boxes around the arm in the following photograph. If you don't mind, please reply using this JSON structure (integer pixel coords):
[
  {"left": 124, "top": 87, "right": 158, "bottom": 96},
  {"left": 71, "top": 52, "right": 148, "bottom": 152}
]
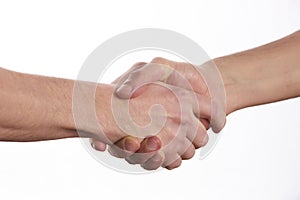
[
  {"left": 0, "top": 67, "right": 202, "bottom": 170},
  {"left": 216, "top": 30, "right": 300, "bottom": 114},
  {"left": 0, "top": 68, "right": 77, "bottom": 141},
  {"left": 108, "top": 30, "right": 300, "bottom": 170},
  {"left": 0, "top": 68, "right": 123, "bottom": 142}
]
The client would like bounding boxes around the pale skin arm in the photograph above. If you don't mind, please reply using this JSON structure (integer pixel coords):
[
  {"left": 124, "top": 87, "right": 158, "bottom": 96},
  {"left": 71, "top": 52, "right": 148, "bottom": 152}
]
[
  {"left": 217, "top": 30, "right": 300, "bottom": 114},
  {"left": 105, "top": 30, "right": 300, "bottom": 169}
]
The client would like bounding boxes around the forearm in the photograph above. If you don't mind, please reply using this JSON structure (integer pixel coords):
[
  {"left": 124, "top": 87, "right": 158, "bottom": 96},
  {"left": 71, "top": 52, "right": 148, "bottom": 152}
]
[
  {"left": 0, "top": 68, "right": 78, "bottom": 141},
  {"left": 215, "top": 30, "right": 300, "bottom": 114},
  {"left": 0, "top": 67, "right": 128, "bottom": 143}
]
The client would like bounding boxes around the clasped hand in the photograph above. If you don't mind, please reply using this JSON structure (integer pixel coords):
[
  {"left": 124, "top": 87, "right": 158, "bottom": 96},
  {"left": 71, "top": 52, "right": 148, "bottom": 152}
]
[{"left": 91, "top": 57, "right": 225, "bottom": 170}]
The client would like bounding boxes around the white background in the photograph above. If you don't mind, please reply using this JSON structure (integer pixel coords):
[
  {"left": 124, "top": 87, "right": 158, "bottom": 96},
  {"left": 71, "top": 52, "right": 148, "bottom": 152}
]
[{"left": 0, "top": 0, "right": 300, "bottom": 199}]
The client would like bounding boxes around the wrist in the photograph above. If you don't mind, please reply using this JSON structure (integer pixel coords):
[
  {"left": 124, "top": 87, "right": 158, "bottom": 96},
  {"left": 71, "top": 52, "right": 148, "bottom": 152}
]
[
  {"left": 72, "top": 82, "right": 126, "bottom": 144},
  {"left": 95, "top": 84, "right": 127, "bottom": 143},
  {"left": 214, "top": 54, "right": 274, "bottom": 115},
  {"left": 213, "top": 57, "right": 247, "bottom": 115}
]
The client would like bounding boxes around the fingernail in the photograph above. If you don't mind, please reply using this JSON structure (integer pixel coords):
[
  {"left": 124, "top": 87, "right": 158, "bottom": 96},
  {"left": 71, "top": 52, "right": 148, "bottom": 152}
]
[
  {"left": 124, "top": 138, "right": 138, "bottom": 152},
  {"left": 146, "top": 138, "right": 159, "bottom": 151},
  {"left": 116, "top": 84, "right": 132, "bottom": 97}
]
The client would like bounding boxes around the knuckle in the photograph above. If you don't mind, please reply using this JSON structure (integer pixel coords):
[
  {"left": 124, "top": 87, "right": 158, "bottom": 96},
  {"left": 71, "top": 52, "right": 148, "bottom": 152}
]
[
  {"left": 188, "top": 150, "right": 196, "bottom": 159},
  {"left": 125, "top": 157, "right": 138, "bottom": 164},
  {"left": 108, "top": 147, "right": 123, "bottom": 158},
  {"left": 193, "top": 134, "right": 208, "bottom": 149},
  {"left": 141, "top": 157, "right": 163, "bottom": 170},
  {"left": 152, "top": 57, "right": 167, "bottom": 64},
  {"left": 193, "top": 142, "right": 202, "bottom": 149},
  {"left": 142, "top": 163, "right": 160, "bottom": 170},
  {"left": 182, "top": 151, "right": 195, "bottom": 160},
  {"left": 132, "top": 62, "right": 146, "bottom": 69},
  {"left": 165, "top": 159, "right": 182, "bottom": 170},
  {"left": 193, "top": 137, "right": 203, "bottom": 149}
]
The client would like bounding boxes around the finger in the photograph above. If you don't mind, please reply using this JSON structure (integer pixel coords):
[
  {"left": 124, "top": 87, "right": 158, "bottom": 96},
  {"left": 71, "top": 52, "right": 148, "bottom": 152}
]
[
  {"left": 210, "top": 100, "right": 226, "bottom": 133},
  {"left": 174, "top": 84, "right": 212, "bottom": 120},
  {"left": 164, "top": 156, "right": 182, "bottom": 170},
  {"left": 152, "top": 57, "right": 207, "bottom": 95},
  {"left": 197, "top": 61, "right": 227, "bottom": 133},
  {"left": 115, "top": 63, "right": 173, "bottom": 99},
  {"left": 125, "top": 136, "right": 161, "bottom": 164},
  {"left": 196, "top": 134, "right": 208, "bottom": 149},
  {"left": 187, "top": 121, "right": 209, "bottom": 149},
  {"left": 112, "top": 62, "right": 146, "bottom": 84},
  {"left": 152, "top": 60, "right": 225, "bottom": 132},
  {"left": 200, "top": 118, "right": 210, "bottom": 130},
  {"left": 141, "top": 152, "right": 164, "bottom": 170},
  {"left": 180, "top": 143, "right": 196, "bottom": 160},
  {"left": 193, "top": 93, "right": 212, "bottom": 120},
  {"left": 108, "top": 136, "right": 141, "bottom": 158},
  {"left": 138, "top": 136, "right": 161, "bottom": 152},
  {"left": 191, "top": 130, "right": 208, "bottom": 149},
  {"left": 161, "top": 83, "right": 211, "bottom": 120},
  {"left": 90, "top": 139, "right": 107, "bottom": 151}
]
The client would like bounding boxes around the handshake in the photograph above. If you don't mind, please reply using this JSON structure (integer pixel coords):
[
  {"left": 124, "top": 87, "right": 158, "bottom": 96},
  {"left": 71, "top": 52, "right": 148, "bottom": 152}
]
[
  {"left": 83, "top": 57, "right": 227, "bottom": 170},
  {"left": 1, "top": 30, "right": 297, "bottom": 171}
]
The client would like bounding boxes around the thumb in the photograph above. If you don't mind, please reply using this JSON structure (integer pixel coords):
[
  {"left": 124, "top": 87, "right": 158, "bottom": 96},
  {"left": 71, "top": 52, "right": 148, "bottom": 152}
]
[
  {"left": 108, "top": 136, "right": 141, "bottom": 158},
  {"left": 115, "top": 63, "right": 172, "bottom": 99}
]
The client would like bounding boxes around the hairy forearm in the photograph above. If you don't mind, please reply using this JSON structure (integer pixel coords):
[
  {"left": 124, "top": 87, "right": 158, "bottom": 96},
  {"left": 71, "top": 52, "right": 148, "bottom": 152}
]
[
  {"left": 0, "top": 68, "right": 78, "bottom": 141},
  {"left": 216, "top": 30, "right": 300, "bottom": 114},
  {"left": 0, "top": 67, "right": 125, "bottom": 143}
]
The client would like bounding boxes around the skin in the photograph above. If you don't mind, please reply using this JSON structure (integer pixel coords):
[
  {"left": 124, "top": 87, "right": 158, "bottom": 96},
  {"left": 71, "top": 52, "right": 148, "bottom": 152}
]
[
  {"left": 105, "top": 59, "right": 219, "bottom": 170},
  {"left": 0, "top": 69, "right": 77, "bottom": 142},
  {"left": 1, "top": 30, "right": 299, "bottom": 170},
  {"left": 93, "top": 30, "right": 300, "bottom": 170},
  {"left": 0, "top": 66, "right": 206, "bottom": 169}
]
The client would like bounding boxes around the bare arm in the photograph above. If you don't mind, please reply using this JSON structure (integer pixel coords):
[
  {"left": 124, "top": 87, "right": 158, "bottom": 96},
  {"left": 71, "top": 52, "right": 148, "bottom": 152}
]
[
  {"left": 108, "top": 30, "right": 300, "bottom": 170},
  {"left": 216, "top": 30, "right": 300, "bottom": 114},
  {"left": 0, "top": 68, "right": 76, "bottom": 141},
  {"left": 0, "top": 68, "right": 119, "bottom": 142}
]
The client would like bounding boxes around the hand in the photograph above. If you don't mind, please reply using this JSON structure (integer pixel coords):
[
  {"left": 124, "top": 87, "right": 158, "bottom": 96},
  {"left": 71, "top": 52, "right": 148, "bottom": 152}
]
[
  {"left": 92, "top": 58, "right": 226, "bottom": 170},
  {"left": 92, "top": 80, "right": 208, "bottom": 169},
  {"left": 116, "top": 57, "right": 226, "bottom": 132}
]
